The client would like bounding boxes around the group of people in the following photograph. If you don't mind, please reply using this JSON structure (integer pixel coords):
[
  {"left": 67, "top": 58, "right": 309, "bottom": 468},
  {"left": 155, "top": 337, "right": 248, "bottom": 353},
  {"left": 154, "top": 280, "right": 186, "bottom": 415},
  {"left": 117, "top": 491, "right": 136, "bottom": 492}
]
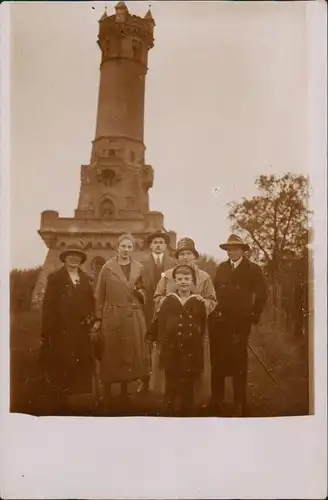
[{"left": 40, "top": 230, "right": 267, "bottom": 417}]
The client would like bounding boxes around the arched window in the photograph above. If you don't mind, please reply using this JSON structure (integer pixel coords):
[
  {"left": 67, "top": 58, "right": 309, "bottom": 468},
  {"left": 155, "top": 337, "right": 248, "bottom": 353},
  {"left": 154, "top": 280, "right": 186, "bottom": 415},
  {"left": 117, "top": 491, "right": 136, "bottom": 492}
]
[
  {"left": 132, "top": 39, "right": 142, "bottom": 62},
  {"left": 101, "top": 169, "right": 116, "bottom": 187},
  {"left": 99, "top": 198, "right": 115, "bottom": 218}
]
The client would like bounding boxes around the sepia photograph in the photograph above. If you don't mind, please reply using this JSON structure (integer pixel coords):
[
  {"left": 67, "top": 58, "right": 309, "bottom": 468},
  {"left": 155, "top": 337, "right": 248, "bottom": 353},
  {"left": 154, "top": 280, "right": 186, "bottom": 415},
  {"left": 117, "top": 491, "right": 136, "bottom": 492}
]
[
  {"left": 9, "top": 0, "right": 315, "bottom": 421},
  {"left": 2, "top": 1, "right": 327, "bottom": 498}
]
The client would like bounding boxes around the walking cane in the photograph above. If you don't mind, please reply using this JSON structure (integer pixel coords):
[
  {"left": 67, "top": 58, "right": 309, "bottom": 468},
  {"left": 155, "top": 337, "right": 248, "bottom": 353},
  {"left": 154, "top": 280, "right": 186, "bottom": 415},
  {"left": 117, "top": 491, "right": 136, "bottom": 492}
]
[{"left": 247, "top": 342, "right": 289, "bottom": 397}]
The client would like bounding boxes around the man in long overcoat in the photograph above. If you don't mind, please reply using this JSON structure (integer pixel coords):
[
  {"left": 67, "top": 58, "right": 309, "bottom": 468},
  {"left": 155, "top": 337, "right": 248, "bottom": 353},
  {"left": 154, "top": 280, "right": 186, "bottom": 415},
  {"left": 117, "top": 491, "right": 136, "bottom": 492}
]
[
  {"left": 139, "top": 230, "right": 176, "bottom": 393},
  {"left": 208, "top": 234, "right": 267, "bottom": 417}
]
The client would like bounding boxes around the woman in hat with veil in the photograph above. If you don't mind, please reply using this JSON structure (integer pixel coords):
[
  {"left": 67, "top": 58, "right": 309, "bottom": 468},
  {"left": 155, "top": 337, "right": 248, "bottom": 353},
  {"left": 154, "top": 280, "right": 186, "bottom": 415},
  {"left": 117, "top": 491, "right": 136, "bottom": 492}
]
[
  {"left": 40, "top": 241, "right": 96, "bottom": 414},
  {"left": 148, "top": 237, "right": 217, "bottom": 412}
]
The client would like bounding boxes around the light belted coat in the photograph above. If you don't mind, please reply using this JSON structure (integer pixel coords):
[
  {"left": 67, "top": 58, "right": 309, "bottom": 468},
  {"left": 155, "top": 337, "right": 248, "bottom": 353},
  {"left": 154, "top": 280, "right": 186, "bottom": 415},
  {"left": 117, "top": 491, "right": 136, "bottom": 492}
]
[{"left": 94, "top": 257, "right": 150, "bottom": 384}]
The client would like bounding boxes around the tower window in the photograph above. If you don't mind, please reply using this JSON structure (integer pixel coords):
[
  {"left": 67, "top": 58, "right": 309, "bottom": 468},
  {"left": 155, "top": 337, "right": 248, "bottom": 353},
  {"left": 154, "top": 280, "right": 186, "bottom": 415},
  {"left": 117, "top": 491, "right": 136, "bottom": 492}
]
[
  {"left": 130, "top": 151, "right": 135, "bottom": 162},
  {"left": 132, "top": 39, "right": 142, "bottom": 62},
  {"left": 108, "top": 149, "right": 116, "bottom": 156},
  {"left": 99, "top": 198, "right": 115, "bottom": 218},
  {"left": 101, "top": 169, "right": 116, "bottom": 187}
]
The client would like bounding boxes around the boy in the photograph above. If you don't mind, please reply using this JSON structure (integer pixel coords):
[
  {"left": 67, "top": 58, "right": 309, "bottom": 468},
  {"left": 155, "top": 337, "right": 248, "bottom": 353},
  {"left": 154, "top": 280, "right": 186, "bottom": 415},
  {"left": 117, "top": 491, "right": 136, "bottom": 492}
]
[{"left": 147, "top": 264, "right": 207, "bottom": 416}]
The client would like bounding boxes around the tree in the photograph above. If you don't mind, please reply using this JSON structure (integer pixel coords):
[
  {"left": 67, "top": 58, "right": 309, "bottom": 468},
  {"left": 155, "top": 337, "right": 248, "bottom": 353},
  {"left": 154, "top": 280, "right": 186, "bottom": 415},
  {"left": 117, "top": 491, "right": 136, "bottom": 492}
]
[
  {"left": 10, "top": 267, "right": 41, "bottom": 312},
  {"left": 228, "top": 173, "right": 311, "bottom": 278},
  {"left": 196, "top": 254, "right": 219, "bottom": 279}
]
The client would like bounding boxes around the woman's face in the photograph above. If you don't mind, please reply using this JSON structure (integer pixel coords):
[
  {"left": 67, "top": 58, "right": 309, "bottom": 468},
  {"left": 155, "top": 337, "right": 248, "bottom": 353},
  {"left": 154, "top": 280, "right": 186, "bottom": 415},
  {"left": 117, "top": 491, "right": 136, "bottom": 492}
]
[
  {"left": 178, "top": 250, "right": 196, "bottom": 265},
  {"left": 65, "top": 253, "right": 82, "bottom": 268},
  {"left": 117, "top": 238, "right": 134, "bottom": 259}
]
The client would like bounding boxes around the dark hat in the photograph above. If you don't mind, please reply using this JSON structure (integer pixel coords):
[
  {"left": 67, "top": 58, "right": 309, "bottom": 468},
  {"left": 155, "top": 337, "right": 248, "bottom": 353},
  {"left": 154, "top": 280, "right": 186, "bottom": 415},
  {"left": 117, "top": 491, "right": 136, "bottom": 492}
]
[
  {"left": 172, "top": 264, "right": 197, "bottom": 285},
  {"left": 219, "top": 234, "right": 250, "bottom": 251},
  {"left": 147, "top": 230, "right": 170, "bottom": 246},
  {"left": 175, "top": 237, "right": 199, "bottom": 259},
  {"left": 59, "top": 241, "right": 87, "bottom": 264}
]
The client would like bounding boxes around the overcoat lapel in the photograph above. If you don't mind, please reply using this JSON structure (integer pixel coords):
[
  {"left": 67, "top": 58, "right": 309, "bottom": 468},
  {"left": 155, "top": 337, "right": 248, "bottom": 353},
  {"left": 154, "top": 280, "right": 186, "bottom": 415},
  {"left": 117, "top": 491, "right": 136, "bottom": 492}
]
[
  {"left": 127, "top": 259, "right": 141, "bottom": 288},
  {"left": 105, "top": 257, "right": 140, "bottom": 291},
  {"left": 58, "top": 266, "right": 75, "bottom": 290}
]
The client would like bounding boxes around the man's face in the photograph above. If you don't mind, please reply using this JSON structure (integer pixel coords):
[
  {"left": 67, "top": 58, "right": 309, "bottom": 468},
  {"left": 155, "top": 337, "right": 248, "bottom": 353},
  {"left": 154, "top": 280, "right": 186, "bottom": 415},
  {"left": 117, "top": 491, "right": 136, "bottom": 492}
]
[
  {"left": 150, "top": 237, "right": 167, "bottom": 254},
  {"left": 175, "top": 272, "right": 193, "bottom": 293},
  {"left": 65, "top": 253, "right": 82, "bottom": 268},
  {"left": 227, "top": 246, "right": 244, "bottom": 262},
  {"left": 178, "top": 250, "right": 196, "bottom": 265}
]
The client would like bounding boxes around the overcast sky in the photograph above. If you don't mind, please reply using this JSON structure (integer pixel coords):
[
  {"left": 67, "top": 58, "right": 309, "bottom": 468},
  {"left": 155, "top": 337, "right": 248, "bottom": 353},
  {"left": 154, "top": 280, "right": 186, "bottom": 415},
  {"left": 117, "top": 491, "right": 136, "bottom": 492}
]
[{"left": 10, "top": 1, "right": 308, "bottom": 269}]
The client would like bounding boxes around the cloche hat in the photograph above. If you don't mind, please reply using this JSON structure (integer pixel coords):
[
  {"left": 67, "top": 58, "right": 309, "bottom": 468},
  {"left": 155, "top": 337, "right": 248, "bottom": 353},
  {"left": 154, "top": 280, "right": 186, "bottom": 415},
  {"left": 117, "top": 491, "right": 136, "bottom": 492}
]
[
  {"left": 59, "top": 241, "right": 87, "bottom": 264},
  {"left": 175, "top": 237, "right": 199, "bottom": 259}
]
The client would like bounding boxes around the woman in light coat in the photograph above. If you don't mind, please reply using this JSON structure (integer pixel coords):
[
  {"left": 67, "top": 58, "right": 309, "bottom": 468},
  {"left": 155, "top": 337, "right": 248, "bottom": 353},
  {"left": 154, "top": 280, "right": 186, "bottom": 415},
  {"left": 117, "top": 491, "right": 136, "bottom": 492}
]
[{"left": 93, "top": 234, "right": 149, "bottom": 407}]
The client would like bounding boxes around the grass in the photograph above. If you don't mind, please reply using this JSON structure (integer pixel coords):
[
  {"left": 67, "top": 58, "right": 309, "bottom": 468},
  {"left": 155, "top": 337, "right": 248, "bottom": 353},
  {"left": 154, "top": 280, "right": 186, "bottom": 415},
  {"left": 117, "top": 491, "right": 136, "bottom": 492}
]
[{"left": 10, "top": 306, "right": 309, "bottom": 417}]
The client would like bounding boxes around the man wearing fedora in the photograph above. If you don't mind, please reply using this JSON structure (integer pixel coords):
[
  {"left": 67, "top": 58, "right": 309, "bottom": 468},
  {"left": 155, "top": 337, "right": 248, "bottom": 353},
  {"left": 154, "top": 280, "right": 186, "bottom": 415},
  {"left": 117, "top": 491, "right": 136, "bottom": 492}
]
[
  {"left": 208, "top": 234, "right": 267, "bottom": 417},
  {"left": 139, "top": 230, "right": 176, "bottom": 393},
  {"left": 40, "top": 242, "right": 96, "bottom": 414}
]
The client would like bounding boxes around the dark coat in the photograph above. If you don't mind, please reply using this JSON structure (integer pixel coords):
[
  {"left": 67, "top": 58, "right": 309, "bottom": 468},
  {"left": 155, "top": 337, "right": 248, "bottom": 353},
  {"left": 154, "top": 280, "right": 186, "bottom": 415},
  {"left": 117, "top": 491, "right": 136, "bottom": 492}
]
[
  {"left": 149, "top": 294, "right": 207, "bottom": 375},
  {"left": 208, "top": 258, "right": 267, "bottom": 376},
  {"left": 141, "top": 253, "right": 176, "bottom": 328},
  {"left": 40, "top": 266, "right": 95, "bottom": 395}
]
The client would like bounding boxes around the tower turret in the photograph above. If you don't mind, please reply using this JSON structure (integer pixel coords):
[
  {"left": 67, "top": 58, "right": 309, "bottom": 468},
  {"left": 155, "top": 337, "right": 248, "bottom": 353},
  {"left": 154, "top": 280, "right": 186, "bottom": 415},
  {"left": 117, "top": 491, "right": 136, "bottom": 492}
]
[{"left": 93, "top": 1, "right": 155, "bottom": 163}]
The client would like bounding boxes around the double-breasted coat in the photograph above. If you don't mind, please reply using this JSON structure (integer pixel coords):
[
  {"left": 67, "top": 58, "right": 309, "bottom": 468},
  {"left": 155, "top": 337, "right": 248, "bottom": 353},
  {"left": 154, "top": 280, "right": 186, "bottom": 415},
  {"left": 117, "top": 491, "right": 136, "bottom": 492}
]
[
  {"left": 208, "top": 258, "right": 267, "bottom": 376},
  {"left": 94, "top": 257, "right": 150, "bottom": 384},
  {"left": 150, "top": 265, "right": 217, "bottom": 405},
  {"left": 151, "top": 294, "right": 207, "bottom": 375},
  {"left": 40, "top": 266, "right": 95, "bottom": 395},
  {"left": 141, "top": 253, "right": 176, "bottom": 329}
]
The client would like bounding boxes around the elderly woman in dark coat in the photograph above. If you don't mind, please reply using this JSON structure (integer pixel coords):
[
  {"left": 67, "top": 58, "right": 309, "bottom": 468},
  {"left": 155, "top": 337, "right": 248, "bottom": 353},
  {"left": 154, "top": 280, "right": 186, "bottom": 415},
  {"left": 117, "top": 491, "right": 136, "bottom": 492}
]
[
  {"left": 40, "top": 242, "right": 96, "bottom": 413},
  {"left": 208, "top": 234, "right": 267, "bottom": 417},
  {"left": 93, "top": 233, "right": 149, "bottom": 408}
]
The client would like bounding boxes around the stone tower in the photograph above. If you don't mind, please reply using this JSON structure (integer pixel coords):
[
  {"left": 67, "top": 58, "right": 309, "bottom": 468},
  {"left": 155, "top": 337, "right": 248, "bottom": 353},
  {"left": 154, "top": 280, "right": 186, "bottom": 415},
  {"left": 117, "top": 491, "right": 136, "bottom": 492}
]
[{"left": 32, "top": 2, "right": 176, "bottom": 305}]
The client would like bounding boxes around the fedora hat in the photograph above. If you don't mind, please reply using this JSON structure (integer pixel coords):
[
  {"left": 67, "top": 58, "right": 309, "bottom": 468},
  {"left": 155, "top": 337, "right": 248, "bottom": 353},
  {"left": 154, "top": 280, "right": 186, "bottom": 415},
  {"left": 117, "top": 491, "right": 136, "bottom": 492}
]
[
  {"left": 59, "top": 241, "right": 87, "bottom": 264},
  {"left": 147, "top": 230, "right": 170, "bottom": 246},
  {"left": 219, "top": 234, "right": 250, "bottom": 251},
  {"left": 175, "top": 237, "right": 199, "bottom": 259}
]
